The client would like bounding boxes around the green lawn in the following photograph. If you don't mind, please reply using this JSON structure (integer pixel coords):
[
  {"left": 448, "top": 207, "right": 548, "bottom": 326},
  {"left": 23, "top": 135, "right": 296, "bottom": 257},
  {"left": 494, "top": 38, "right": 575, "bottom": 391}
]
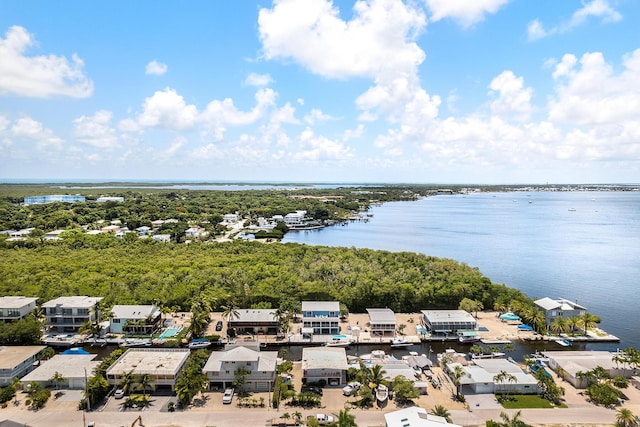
[{"left": 497, "top": 394, "right": 567, "bottom": 409}]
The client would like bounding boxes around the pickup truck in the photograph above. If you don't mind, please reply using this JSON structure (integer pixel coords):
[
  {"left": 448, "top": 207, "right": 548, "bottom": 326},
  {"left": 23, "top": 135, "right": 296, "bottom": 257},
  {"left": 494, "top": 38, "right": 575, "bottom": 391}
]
[{"left": 308, "top": 414, "right": 335, "bottom": 425}]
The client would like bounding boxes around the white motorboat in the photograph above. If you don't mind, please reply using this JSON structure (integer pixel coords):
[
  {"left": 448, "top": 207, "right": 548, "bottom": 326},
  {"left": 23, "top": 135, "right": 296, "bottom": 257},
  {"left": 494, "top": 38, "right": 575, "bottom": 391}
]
[
  {"left": 390, "top": 338, "right": 412, "bottom": 348},
  {"left": 375, "top": 384, "right": 388, "bottom": 403}
]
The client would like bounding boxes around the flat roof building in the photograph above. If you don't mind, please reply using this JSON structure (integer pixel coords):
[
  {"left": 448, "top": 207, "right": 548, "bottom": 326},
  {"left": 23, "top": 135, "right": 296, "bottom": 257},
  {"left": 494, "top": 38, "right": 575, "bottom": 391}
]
[
  {"left": 421, "top": 310, "right": 476, "bottom": 336},
  {"left": 21, "top": 354, "right": 99, "bottom": 389},
  {"left": 0, "top": 296, "right": 38, "bottom": 322},
  {"left": 302, "top": 347, "right": 348, "bottom": 387},
  {"left": 106, "top": 348, "right": 190, "bottom": 392},
  {"left": 0, "top": 345, "right": 46, "bottom": 386},
  {"left": 42, "top": 296, "right": 103, "bottom": 333},
  {"left": 109, "top": 305, "right": 161, "bottom": 335},
  {"left": 228, "top": 309, "right": 279, "bottom": 335}
]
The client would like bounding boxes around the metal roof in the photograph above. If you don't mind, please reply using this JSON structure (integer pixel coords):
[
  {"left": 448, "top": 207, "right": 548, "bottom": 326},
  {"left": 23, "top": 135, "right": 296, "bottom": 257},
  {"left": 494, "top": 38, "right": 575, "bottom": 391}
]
[{"left": 367, "top": 308, "right": 396, "bottom": 324}]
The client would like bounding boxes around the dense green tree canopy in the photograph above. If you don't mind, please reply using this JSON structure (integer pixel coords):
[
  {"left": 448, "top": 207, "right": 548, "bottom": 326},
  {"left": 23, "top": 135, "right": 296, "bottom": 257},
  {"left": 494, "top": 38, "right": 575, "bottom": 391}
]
[{"left": 0, "top": 238, "right": 529, "bottom": 313}]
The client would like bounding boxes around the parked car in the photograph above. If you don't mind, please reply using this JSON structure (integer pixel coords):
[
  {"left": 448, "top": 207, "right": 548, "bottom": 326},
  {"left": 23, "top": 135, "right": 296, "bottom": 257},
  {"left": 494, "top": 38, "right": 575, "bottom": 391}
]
[
  {"left": 114, "top": 389, "right": 125, "bottom": 399},
  {"left": 309, "top": 414, "right": 334, "bottom": 425},
  {"left": 215, "top": 320, "right": 223, "bottom": 331},
  {"left": 222, "top": 388, "right": 234, "bottom": 404},
  {"left": 342, "top": 381, "right": 361, "bottom": 396},
  {"left": 301, "top": 385, "right": 323, "bottom": 396}
]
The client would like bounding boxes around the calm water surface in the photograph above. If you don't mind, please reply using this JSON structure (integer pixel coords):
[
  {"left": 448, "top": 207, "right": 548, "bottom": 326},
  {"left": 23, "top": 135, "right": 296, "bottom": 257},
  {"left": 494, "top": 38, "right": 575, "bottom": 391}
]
[{"left": 283, "top": 191, "right": 640, "bottom": 349}]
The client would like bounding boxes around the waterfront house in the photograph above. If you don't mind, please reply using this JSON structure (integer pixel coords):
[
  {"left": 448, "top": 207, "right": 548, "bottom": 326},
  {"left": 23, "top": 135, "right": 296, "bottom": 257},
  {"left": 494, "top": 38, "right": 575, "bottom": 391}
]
[
  {"left": 302, "top": 347, "right": 348, "bottom": 387},
  {"left": 453, "top": 358, "right": 539, "bottom": 394},
  {"left": 421, "top": 310, "right": 477, "bottom": 337},
  {"left": 366, "top": 308, "right": 396, "bottom": 336},
  {"left": 0, "top": 296, "right": 38, "bottom": 322},
  {"left": 384, "top": 406, "right": 462, "bottom": 427},
  {"left": 542, "top": 350, "right": 626, "bottom": 389},
  {"left": 302, "top": 301, "right": 340, "bottom": 335},
  {"left": 0, "top": 346, "right": 46, "bottom": 386},
  {"left": 21, "top": 354, "right": 99, "bottom": 389},
  {"left": 42, "top": 296, "right": 103, "bottom": 333},
  {"left": 227, "top": 309, "right": 279, "bottom": 335},
  {"left": 106, "top": 348, "right": 190, "bottom": 392},
  {"left": 284, "top": 211, "right": 306, "bottom": 226},
  {"left": 203, "top": 345, "right": 278, "bottom": 392},
  {"left": 109, "top": 305, "right": 161, "bottom": 335},
  {"left": 534, "top": 297, "right": 587, "bottom": 329}
]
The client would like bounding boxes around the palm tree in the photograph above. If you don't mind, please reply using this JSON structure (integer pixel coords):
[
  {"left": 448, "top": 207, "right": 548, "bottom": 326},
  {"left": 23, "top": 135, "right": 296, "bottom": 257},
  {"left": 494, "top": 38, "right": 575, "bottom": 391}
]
[
  {"left": 567, "top": 317, "right": 581, "bottom": 335},
  {"left": 549, "top": 317, "right": 569, "bottom": 335},
  {"left": 615, "top": 408, "right": 638, "bottom": 427},
  {"left": 366, "top": 365, "right": 386, "bottom": 388},
  {"left": 470, "top": 344, "right": 483, "bottom": 356},
  {"left": 430, "top": 405, "right": 452, "bottom": 422},
  {"left": 450, "top": 365, "right": 465, "bottom": 398},
  {"left": 137, "top": 373, "right": 152, "bottom": 398},
  {"left": 222, "top": 303, "right": 240, "bottom": 322},
  {"left": 529, "top": 308, "right": 546, "bottom": 333},
  {"left": 498, "top": 410, "right": 531, "bottom": 427},
  {"left": 579, "top": 313, "right": 601, "bottom": 335},
  {"left": 50, "top": 371, "right": 65, "bottom": 390},
  {"left": 118, "top": 371, "right": 135, "bottom": 394},
  {"left": 336, "top": 408, "right": 357, "bottom": 427}
]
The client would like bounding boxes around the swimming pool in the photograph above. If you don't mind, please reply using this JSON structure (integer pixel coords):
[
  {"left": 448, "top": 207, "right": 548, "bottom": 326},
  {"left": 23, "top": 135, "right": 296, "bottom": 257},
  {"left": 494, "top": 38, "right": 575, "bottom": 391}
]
[{"left": 159, "top": 327, "right": 181, "bottom": 339}]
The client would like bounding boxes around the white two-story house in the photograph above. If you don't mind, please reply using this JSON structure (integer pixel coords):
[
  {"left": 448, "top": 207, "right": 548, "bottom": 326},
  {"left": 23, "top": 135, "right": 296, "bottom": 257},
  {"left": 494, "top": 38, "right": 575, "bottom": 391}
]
[
  {"left": 203, "top": 345, "right": 278, "bottom": 392},
  {"left": 42, "top": 296, "right": 103, "bottom": 333},
  {"left": 0, "top": 296, "right": 38, "bottom": 322}
]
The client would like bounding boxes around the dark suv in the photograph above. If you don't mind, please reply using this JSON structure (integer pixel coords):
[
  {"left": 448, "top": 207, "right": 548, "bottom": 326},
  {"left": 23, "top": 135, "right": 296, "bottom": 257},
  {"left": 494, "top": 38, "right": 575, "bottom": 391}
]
[
  {"left": 301, "top": 385, "right": 323, "bottom": 396},
  {"left": 215, "top": 320, "right": 223, "bottom": 331}
]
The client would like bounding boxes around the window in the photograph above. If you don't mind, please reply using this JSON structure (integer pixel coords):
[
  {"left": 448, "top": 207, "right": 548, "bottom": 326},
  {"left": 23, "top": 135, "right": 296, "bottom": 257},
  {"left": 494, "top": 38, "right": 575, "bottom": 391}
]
[
  {"left": 77, "top": 308, "right": 89, "bottom": 315},
  {"left": 62, "top": 308, "right": 73, "bottom": 315},
  {"left": 112, "top": 319, "right": 120, "bottom": 323}
]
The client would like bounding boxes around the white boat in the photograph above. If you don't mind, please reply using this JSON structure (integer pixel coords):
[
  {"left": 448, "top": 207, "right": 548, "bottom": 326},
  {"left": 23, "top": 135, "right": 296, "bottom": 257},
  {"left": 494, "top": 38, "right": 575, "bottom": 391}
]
[
  {"left": 325, "top": 339, "right": 351, "bottom": 347},
  {"left": 390, "top": 338, "right": 412, "bottom": 348},
  {"left": 188, "top": 339, "right": 211, "bottom": 349},
  {"left": 375, "top": 384, "right": 388, "bottom": 403},
  {"left": 556, "top": 339, "right": 572, "bottom": 347}
]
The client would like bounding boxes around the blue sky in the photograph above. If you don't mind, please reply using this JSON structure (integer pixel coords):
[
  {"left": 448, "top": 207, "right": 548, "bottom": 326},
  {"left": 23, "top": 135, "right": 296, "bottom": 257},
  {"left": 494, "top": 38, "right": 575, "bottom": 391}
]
[{"left": 1, "top": 0, "right": 639, "bottom": 184}]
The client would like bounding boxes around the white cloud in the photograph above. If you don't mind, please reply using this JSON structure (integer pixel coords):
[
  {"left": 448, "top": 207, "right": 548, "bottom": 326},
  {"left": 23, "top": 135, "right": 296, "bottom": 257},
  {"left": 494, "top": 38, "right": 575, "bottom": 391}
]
[
  {"left": 527, "top": 19, "right": 553, "bottom": 41},
  {"left": 0, "top": 26, "right": 93, "bottom": 98},
  {"left": 304, "top": 108, "right": 333, "bottom": 125},
  {"left": 549, "top": 49, "right": 640, "bottom": 125},
  {"left": 145, "top": 60, "right": 168, "bottom": 76},
  {"left": 569, "top": 0, "right": 622, "bottom": 27},
  {"left": 73, "top": 110, "right": 118, "bottom": 148},
  {"left": 488, "top": 71, "right": 533, "bottom": 121},
  {"left": 192, "top": 143, "right": 224, "bottom": 160},
  {"left": 137, "top": 88, "right": 198, "bottom": 130},
  {"left": 200, "top": 88, "right": 277, "bottom": 140},
  {"left": 342, "top": 124, "right": 365, "bottom": 141},
  {"left": 245, "top": 72, "right": 273, "bottom": 86},
  {"left": 293, "top": 127, "right": 353, "bottom": 161},
  {"left": 424, "top": 0, "right": 510, "bottom": 28},
  {"left": 528, "top": 0, "right": 622, "bottom": 41},
  {"left": 11, "top": 116, "right": 63, "bottom": 150},
  {"left": 259, "top": 0, "right": 426, "bottom": 80},
  {"left": 259, "top": 0, "right": 437, "bottom": 125},
  {"left": 154, "top": 136, "right": 186, "bottom": 161},
  {"left": 270, "top": 102, "right": 299, "bottom": 125}
]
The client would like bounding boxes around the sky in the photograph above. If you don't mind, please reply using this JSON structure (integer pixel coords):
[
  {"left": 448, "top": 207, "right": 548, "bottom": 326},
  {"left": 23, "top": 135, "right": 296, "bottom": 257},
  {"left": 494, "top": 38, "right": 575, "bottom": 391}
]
[{"left": 1, "top": 0, "right": 639, "bottom": 184}]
